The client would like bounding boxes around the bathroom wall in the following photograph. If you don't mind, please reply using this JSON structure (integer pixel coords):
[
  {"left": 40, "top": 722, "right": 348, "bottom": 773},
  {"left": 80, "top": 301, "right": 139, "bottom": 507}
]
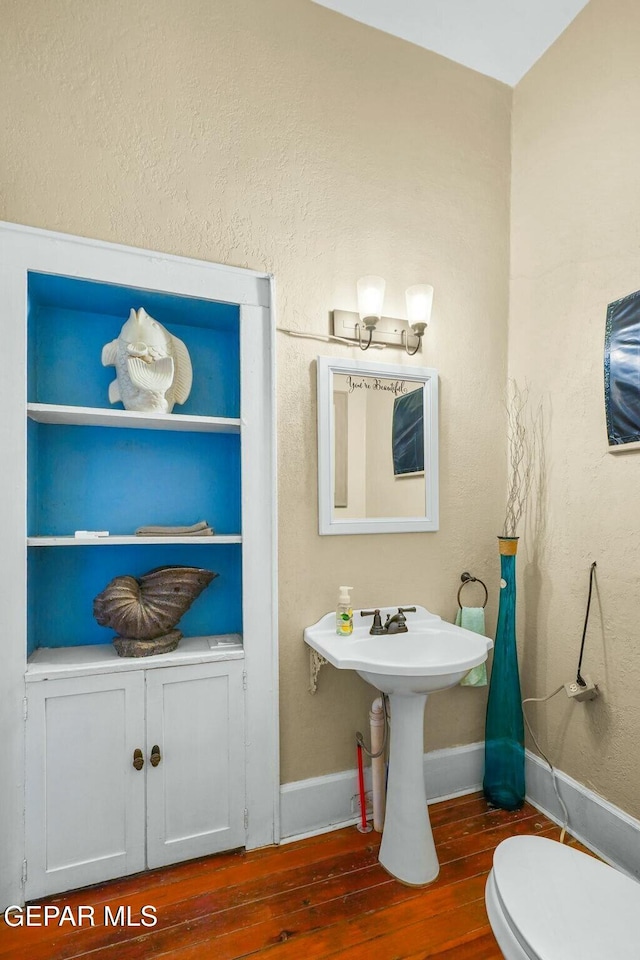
[
  {"left": 0, "top": 0, "right": 511, "bottom": 783},
  {"left": 510, "top": 0, "right": 640, "bottom": 818}
]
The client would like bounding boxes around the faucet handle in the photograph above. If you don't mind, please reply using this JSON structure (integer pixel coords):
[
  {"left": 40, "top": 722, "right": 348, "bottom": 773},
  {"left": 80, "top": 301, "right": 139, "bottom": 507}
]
[
  {"left": 398, "top": 606, "right": 416, "bottom": 614},
  {"left": 361, "top": 609, "right": 385, "bottom": 635}
]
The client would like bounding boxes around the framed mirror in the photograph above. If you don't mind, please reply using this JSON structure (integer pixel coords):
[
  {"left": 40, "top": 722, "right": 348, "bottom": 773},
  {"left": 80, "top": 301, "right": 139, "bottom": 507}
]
[{"left": 317, "top": 356, "right": 439, "bottom": 534}]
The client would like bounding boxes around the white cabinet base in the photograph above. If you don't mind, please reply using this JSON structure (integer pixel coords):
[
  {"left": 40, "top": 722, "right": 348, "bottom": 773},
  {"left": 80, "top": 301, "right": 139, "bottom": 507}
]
[{"left": 25, "top": 659, "right": 245, "bottom": 900}]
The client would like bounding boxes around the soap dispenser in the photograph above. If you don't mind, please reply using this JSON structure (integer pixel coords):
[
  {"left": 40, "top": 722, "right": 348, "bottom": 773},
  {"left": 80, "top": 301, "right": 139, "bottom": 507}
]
[{"left": 336, "top": 586, "right": 354, "bottom": 636}]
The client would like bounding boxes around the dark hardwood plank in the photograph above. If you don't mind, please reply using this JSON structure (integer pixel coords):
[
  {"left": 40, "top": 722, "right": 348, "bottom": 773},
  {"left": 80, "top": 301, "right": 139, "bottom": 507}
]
[
  {"left": 146, "top": 881, "right": 490, "bottom": 960},
  {"left": 428, "top": 793, "right": 497, "bottom": 827},
  {"left": 408, "top": 925, "right": 503, "bottom": 960},
  {"left": 432, "top": 803, "right": 543, "bottom": 844},
  {"left": 67, "top": 842, "right": 513, "bottom": 960},
  {"left": 0, "top": 792, "right": 568, "bottom": 960},
  {"left": 406, "top": 929, "right": 502, "bottom": 960},
  {"left": 0, "top": 833, "right": 382, "bottom": 954}
]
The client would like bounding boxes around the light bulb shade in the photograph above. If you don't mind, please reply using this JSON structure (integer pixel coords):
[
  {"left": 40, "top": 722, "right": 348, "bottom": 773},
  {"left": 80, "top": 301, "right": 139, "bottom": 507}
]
[
  {"left": 405, "top": 284, "right": 434, "bottom": 329},
  {"left": 357, "top": 275, "right": 385, "bottom": 326}
]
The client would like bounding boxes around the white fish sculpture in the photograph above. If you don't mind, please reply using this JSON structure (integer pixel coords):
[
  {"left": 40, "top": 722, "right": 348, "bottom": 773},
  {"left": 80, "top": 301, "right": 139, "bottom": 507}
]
[{"left": 101, "top": 307, "right": 193, "bottom": 413}]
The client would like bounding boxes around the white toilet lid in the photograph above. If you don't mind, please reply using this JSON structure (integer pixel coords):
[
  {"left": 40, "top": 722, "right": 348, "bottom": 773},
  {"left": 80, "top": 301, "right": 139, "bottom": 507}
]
[{"left": 493, "top": 836, "right": 640, "bottom": 960}]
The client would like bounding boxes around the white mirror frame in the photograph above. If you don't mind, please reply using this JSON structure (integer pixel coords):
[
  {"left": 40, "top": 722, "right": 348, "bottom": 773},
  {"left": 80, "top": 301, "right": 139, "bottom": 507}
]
[{"left": 317, "top": 356, "right": 439, "bottom": 535}]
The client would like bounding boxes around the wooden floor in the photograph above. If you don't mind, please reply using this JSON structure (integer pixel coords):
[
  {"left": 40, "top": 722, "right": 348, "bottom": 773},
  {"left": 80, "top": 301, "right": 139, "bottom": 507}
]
[{"left": 0, "top": 793, "right": 583, "bottom": 960}]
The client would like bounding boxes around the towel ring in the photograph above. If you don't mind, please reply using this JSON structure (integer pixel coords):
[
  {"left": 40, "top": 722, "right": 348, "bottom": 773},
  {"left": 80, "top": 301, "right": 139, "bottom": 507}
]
[{"left": 458, "top": 572, "right": 488, "bottom": 609}]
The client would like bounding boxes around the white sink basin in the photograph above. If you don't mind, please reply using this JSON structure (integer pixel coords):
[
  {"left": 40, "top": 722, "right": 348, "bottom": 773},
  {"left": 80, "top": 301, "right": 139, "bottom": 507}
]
[
  {"left": 304, "top": 605, "right": 492, "bottom": 694},
  {"left": 304, "top": 604, "right": 493, "bottom": 886}
]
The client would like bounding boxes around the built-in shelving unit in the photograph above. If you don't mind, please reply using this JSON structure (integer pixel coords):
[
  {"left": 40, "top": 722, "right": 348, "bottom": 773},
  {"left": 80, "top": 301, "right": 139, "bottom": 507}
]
[{"left": 0, "top": 221, "right": 277, "bottom": 909}]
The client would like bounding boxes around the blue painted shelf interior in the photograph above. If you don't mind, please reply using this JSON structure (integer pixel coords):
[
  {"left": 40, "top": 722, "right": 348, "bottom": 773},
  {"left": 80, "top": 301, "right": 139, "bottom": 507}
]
[
  {"left": 26, "top": 271, "right": 243, "bottom": 652},
  {"left": 27, "top": 272, "right": 240, "bottom": 417},
  {"left": 27, "top": 421, "right": 240, "bottom": 536},
  {"left": 27, "top": 544, "right": 242, "bottom": 652}
]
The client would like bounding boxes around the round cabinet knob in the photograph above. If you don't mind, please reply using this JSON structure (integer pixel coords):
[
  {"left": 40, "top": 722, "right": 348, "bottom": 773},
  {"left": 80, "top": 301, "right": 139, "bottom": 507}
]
[
  {"left": 132, "top": 748, "right": 144, "bottom": 771},
  {"left": 150, "top": 745, "right": 162, "bottom": 767}
]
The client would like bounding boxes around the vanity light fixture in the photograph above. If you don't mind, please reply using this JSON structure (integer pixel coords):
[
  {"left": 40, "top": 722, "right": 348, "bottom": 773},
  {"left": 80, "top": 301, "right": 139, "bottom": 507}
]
[
  {"left": 356, "top": 275, "right": 386, "bottom": 350},
  {"left": 403, "top": 284, "right": 434, "bottom": 356},
  {"left": 332, "top": 278, "right": 434, "bottom": 353}
]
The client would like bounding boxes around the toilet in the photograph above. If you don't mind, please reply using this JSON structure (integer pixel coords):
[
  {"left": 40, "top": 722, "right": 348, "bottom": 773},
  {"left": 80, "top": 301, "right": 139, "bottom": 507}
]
[{"left": 485, "top": 835, "right": 640, "bottom": 959}]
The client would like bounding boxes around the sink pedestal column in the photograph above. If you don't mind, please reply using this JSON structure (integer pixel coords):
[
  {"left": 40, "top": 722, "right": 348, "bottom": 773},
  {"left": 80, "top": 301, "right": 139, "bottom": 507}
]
[{"left": 379, "top": 692, "right": 438, "bottom": 886}]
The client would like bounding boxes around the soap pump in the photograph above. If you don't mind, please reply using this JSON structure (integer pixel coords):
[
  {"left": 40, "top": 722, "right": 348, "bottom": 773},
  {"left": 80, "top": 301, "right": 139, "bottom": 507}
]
[{"left": 336, "top": 586, "right": 354, "bottom": 636}]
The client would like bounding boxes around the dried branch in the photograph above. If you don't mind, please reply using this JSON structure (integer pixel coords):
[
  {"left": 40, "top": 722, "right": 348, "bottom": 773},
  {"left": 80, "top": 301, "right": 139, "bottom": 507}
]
[{"left": 502, "top": 380, "right": 540, "bottom": 538}]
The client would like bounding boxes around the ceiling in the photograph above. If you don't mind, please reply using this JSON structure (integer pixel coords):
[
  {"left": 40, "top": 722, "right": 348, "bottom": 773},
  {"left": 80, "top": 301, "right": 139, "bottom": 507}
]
[{"left": 311, "top": 0, "right": 590, "bottom": 86}]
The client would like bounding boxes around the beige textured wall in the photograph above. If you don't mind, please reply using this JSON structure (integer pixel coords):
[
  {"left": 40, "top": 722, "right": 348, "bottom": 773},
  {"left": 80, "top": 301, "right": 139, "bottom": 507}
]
[
  {"left": 0, "top": 0, "right": 511, "bottom": 783},
  {"left": 511, "top": 0, "right": 640, "bottom": 817}
]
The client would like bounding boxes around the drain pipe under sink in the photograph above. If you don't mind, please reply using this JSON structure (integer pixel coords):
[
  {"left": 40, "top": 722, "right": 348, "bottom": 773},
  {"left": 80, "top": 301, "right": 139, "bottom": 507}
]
[{"left": 370, "top": 697, "right": 386, "bottom": 832}]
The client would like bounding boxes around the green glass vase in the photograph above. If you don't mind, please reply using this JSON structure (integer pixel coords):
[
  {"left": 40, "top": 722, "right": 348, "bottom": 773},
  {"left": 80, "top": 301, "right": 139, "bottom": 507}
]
[{"left": 483, "top": 536, "right": 525, "bottom": 810}]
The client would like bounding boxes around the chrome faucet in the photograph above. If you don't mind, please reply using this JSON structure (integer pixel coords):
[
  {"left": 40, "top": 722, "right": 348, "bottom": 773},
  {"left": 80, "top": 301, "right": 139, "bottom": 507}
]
[{"left": 361, "top": 606, "right": 417, "bottom": 635}]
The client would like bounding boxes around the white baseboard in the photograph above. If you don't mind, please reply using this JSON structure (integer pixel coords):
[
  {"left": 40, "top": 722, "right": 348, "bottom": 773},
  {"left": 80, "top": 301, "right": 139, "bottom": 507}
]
[
  {"left": 280, "top": 767, "right": 371, "bottom": 841},
  {"left": 423, "top": 741, "right": 484, "bottom": 801},
  {"left": 525, "top": 750, "right": 640, "bottom": 881},
  {"left": 280, "top": 743, "right": 640, "bottom": 881},
  {"left": 280, "top": 741, "right": 484, "bottom": 842}
]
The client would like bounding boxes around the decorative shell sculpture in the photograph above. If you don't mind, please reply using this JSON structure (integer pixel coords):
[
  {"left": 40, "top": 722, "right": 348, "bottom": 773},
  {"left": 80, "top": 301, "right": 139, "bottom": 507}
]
[
  {"left": 94, "top": 566, "right": 217, "bottom": 657},
  {"left": 101, "top": 307, "right": 193, "bottom": 413}
]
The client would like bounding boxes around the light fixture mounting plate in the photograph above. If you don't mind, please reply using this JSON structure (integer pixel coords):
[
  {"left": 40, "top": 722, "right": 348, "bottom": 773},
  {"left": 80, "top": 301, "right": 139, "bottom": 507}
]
[{"left": 332, "top": 309, "right": 421, "bottom": 351}]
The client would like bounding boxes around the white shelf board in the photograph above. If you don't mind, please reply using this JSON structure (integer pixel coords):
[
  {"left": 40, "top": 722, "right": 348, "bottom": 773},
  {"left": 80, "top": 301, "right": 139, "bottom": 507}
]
[
  {"left": 26, "top": 634, "right": 244, "bottom": 680},
  {"left": 27, "top": 535, "right": 242, "bottom": 547},
  {"left": 27, "top": 402, "right": 241, "bottom": 434}
]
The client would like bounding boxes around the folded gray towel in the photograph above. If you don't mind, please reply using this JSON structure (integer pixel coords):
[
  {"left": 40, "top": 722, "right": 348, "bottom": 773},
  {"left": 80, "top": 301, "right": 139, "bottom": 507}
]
[{"left": 135, "top": 521, "right": 215, "bottom": 536}]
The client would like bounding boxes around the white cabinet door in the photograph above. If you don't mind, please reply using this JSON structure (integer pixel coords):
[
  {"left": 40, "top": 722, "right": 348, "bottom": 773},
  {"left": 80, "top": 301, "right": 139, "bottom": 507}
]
[
  {"left": 25, "top": 660, "right": 246, "bottom": 896},
  {"left": 145, "top": 661, "right": 245, "bottom": 868},
  {"left": 25, "top": 672, "right": 146, "bottom": 900}
]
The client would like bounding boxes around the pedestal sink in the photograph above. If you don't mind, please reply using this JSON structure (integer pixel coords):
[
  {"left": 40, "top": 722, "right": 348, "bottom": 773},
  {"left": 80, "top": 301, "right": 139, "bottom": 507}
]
[{"left": 304, "top": 605, "right": 493, "bottom": 886}]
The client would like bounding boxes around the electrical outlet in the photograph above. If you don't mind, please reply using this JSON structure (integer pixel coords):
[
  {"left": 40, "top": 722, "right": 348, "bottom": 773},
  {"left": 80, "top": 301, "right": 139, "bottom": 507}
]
[{"left": 565, "top": 676, "right": 599, "bottom": 702}]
